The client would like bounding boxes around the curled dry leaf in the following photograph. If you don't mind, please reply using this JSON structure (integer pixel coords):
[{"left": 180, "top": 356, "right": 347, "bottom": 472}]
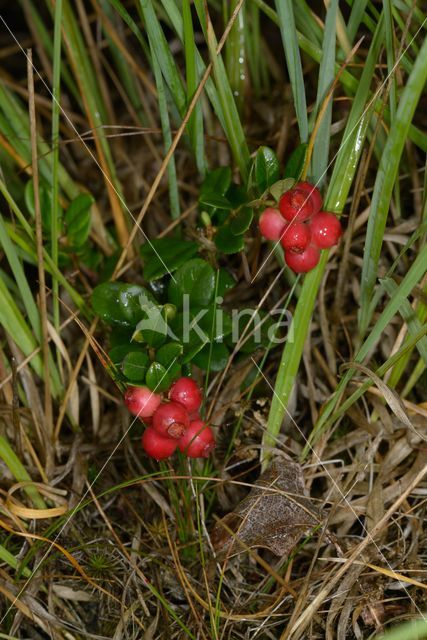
[{"left": 211, "top": 459, "right": 321, "bottom": 558}]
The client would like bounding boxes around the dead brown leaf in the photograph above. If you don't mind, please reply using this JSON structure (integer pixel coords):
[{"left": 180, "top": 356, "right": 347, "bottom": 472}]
[{"left": 211, "top": 459, "right": 321, "bottom": 558}]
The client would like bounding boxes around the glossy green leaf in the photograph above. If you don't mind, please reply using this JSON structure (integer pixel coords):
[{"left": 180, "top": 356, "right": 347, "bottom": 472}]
[
  {"left": 230, "top": 207, "right": 253, "bottom": 235},
  {"left": 215, "top": 226, "right": 245, "bottom": 254},
  {"left": 140, "top": 237, "right": 199, "bottom": 281},
  {"left": 192, "top": 342, "right": 229, "bottom": 372},
  {"left": 168, "top": 258, "right": 216, "bottom": 308},
  {"left": 200, "top": 166, "right": 232, "bottom": 198},
  {"left": 199, "top": 193, "right": 232, "bottom": 210},
  {"left": 91, "top": 282, "right": 157, "bottom": 326},
  {"left": 283, "top": 144, "right": 308, "bottom": 180},
  {"left": 122, "top": 351, "right": 150, "bottom": 382},
  {"left": 196, "top": 306, "right": 233, "bottom": 342},
  {"left": 109, "top": 344, "right": 141, "bottom": 365},
  {"left": 270, "top": 178, "right": 295, "bottom": 202},
  {"left": 156, "top": 341, "right": 184, "bottom": 366},
  {"left": 145, "top": 361, "right": 169, "bottom": 392},
  {"left": 132, "top": 304, "right": 168, "bottom": 348},
  {"left": 65, "top": 193, "right": 94, "bottom": 248},
  {"left": 217, "top": 268, "right": 236, "bottom": 296},
  {"left": 254, "top": 146, "right": 280, "bottom": 193}
]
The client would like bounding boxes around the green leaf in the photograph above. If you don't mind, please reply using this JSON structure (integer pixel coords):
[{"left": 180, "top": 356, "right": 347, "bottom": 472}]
[
  {"left": 254, "top": 146, "right": 280, "bottom": 193},
  {"left": 215, "top": 226, "right": 245, "bottom": 254},
  {"left": 65, "top": 193, "right": 94, "bottom": 248},
  {"left": 283, "top": 144, "right": 308, "bottom": 180},
  {"left": 109, "top": 343, "right": 141, "bottom": 365},
  {"left": 168, "top": 258, "right": 216, "bottom": 309},
  {"left": 156, "top": 341, "right": 184, "bottom": 366},
  {"left": 230, "top": 207, "right": 253, "bottom": 235},
  {"left": 227, "top": 308, "right": 275, "bottom": 354},
  {"left": 226, "top": 183, "right": 247, "bottom": 208},
  {"left": 196, "top": 306, "right": 233, "bottom": 342},
  {"left": 217, "top": 268, "right": 236, "bottom": 296},
  {"left": 200, "top": 166, "right": 231, "bottom": 198},
  {"left": 145, "top": 361, "right": 169, "bottom": 392},
  {"left": 270, "top": 178, "right": 296, "bottom": 202},
  {"left": 91, "top": 282, "right": 157, "bottom": 326},
  {"left": 192, "top": 342, "right": 229, "bottom": 372},
  {"left": 132, "top": 304, "right": 168, "bottom": 348},
  {"left": 122, "top": 351, "right": 150, "bottom": 382},
  {"left": 24, "top": 179, "right": 53, "bottom": 232},
  {"left": 140, "top": 237, "right": 199, "bottom": 281},
  {"left": 199, "top": 193, "right": 232, "bottom": 210}
]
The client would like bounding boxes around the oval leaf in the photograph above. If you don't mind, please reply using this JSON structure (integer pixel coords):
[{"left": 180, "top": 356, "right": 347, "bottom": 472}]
[
  {"left": 91, "top": 282, "right": 157, "bottom": 326},
  {"left": 156, "top": 341, "right": 183, "bottom": 367},
  {"left": 215, "top": 226, "right": 245, "bottom": 254},
  {"left": 255, "top": 146, "right": 280, "bottom": 193},
  {"left": 192, "top": 342, "right": 230, "bottom": 372},
  {"left": 65, "top": 193, "right": 94, "bottom": 248},
  {"left": 199, "top": 193, "right": 232, "bottom": 210},
  {"left": 200, "top": 166, "right": 232, "bottom": 198},
  {"left": 284, "top": 144, "right": 308, "bottom": 180},
  {"left": 168, "top": 258, "right": 216, "bottom": 309},
  {"left": 270, "top": 178, "right": 296, "bottom": 202},
  {"left": 122, "top": 351, "right": 150, "bottom": 382},
  {"left": 145, "top": 361, "right": 169, "bottom": 392},
  {"left": 140, "top": 238, "right": 198, "bottom": 281},
  {"left": 230, "top": 207, "right": 253, "bottom": 235}
]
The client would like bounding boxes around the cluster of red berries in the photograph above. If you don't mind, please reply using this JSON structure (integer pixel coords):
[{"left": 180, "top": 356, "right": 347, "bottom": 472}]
[
  {"left": 259, "top": 181, "right": 342, "bottom": 273},
  {"left": 124, "top": 378, "right": 215, "bottom": 461}
]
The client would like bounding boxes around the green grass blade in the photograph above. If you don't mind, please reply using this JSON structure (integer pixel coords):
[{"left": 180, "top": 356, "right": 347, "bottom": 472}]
[
  {"left": 303, "top": 243, "right": 427, "bottom": 458},
  {"left": 150, "top": 40, "right": 180, "bottom": 221},
  {"left": 183, "top": 0, "right": 206, "bottom": 176},
  {"left": 224, "top": 0, "right": 246, "bottom": 115},
  {"left": 199, "top": 1, "right": 251, "bottom": 182},
  {"left": 381, "top": 278, "right": 427, "bottom": 367},
  {"left": 0, "top": 436, "right": 46, "bottom": 509},
  {"left": 0, "top": 543, "right": 31, "bottom": 578},
  {"left": 138, "top": 0, "right": 186, "bottom": 116},
  {"left": 274, "top": 0, "right": 308, "bottom": 142},
  {"left": 373, "top": 617, "right": 427, "bottom": 640},
  {"left": 311, "top": 0, "right": 338, "bottom": 184},
  {"left": 359, "top": 35, "right": 427, "bottom": 335},
  {"left": 347, "top": 0, "right": 370, "bottom": 43},
  {"left": 51, "top": 0, "right": 63, "bottom": 336},
  {"left": 0, "top": 178, "right": 86, "bottom": 313}
]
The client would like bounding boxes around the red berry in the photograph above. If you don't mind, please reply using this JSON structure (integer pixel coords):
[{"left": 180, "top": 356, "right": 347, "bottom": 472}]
[
  {"left": 142, "top": 427, "right": 177, "bottom": 460},
  {"left": 178, "top": 420, "right": 215, "bottom": 458},
  {"left": 169, "top": 377, "right": 202, "bottom": 413},
  {"left": 258, "top": 207, "right": 287, "bottom": 241},
  {"left": 309, "top": 211, "right": 342, "bottom": 249},
  {"left": 285, "top": 244, "right": 320, "bottom": 273},
  {"left": 124, "top": 386, "right": 161, "bottom": 418},
  {"left": 280, "top": 222, "right": 311, "bottom": 253},
  {"left": 279, "top": 188, "right": 314, "bottom": 222},
  {"left": 152, "top": 401, "right": 190, "bottom": 439},
  {"left": 296, "top": 182, "right": 322, "bottom": 214}
]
